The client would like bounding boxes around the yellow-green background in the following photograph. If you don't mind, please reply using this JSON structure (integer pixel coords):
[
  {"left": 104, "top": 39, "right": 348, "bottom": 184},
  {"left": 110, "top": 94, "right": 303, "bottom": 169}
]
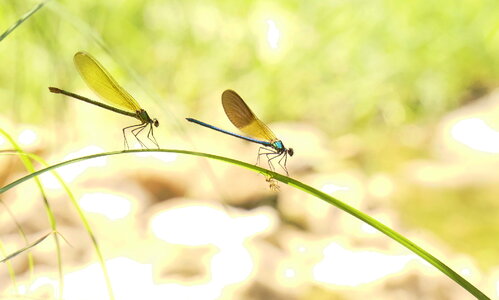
[{"left": 1, "top": 0, "right": 499, "bottom": 299}]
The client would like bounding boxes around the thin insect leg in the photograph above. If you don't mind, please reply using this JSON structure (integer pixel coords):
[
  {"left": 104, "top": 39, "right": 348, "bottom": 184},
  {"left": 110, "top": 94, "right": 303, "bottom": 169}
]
[
  {"left": 265, "top": 151, "right": 282, "bottom": 172},
  {"left": 146, "top": 123, "right": 159, "bottom": 149},
  {"left": 130, "top": 126, "right": 146, "bottom": 148},
  {"left": 265, "top": 152, "right": 282, "bottom": 173},
  {"left": 122, "top": 127, "right": 129, "bottom": 149},
  {"left": 131, "top": 123, "right": 148, "bottom": 148},
  {"left": 277, "top": 152, "right": 289, "bottom": 176},
  {"left": 122, "top": 123, "right": 143, "bottom": 149},
  {"left": 131, "top": 124, "right": 146, "bottom": 138},
  {"left": 256, "top": 147, "right": 276, "bottom": 166},
  {"left": 255, "top": 148, "right": 284, "bottom": 190},
  {"left": 256, "top": 147, "right": 265, "bottom": 165}
]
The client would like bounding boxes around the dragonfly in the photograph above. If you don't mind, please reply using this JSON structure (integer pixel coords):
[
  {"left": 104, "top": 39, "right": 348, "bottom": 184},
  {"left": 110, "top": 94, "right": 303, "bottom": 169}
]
[
  {"left": 49, "top": 51, "right": 159, "bottom": 149},
  {"left": 186, "top": 89, "right": 293, "bottom": 176}
]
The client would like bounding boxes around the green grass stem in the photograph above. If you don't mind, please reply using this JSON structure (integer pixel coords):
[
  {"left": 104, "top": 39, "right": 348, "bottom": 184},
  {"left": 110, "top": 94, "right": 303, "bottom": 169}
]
[
  {"left": 0, "top": 148, "right": 490, "bottom": 300},
  {"left": 0, "top": 149, "right": 115, "bottom": 300},
  {"left": 0, "top": 2, "right": 46, "bottom": 42},
  {"left": 0, "top": 129, "right": 63, "bottom": 298}
]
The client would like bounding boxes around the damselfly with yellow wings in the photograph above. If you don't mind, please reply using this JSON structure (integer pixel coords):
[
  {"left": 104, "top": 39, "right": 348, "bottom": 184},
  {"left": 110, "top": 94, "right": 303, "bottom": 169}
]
[{"left": 49, "top": 51, "right": 159, "bottom": 149}]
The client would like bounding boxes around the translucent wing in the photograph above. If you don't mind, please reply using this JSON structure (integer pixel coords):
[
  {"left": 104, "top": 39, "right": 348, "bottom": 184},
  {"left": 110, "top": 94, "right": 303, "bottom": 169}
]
[
  {"left": 73, "top": 52, "right": 141, "bottom": 113},
  {"left": 221, "top": 89, "right": 277, "bottom": 142}
]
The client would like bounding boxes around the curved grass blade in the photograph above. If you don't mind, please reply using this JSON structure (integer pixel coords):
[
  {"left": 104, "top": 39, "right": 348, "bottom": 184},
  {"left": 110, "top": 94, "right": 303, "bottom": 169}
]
[
  {"left": 1, "top": 231, "right": 54, "bottom": 263},
  {"left": 0, "top": 2, "right": 46, "bottom": 42},
  {"left": 0, "top": 128, "right": 63, "bottom": 298},
  {"left": 0, "top": 241, "right": 18, "bottom": 289},
  {"left": 0, "top": 150, "right": 115, "bottom": 300},
  {"left": 0, "top": 199, "right": 36, "bottom": 282},
  {"left": 0, "top": 148, "right": 490, "bottom": 300}
]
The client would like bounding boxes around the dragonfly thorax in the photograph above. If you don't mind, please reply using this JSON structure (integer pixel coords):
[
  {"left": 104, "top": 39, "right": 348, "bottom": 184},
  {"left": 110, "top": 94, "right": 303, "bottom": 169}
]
[
  {"left": 272, "top": 140, "right": 293, "bottom": 156},
  {"left": 272, "top": 140, "right": 284, "bottom": 152},
  {"left": 137, "top": 109, "right": 158, "bottom": 126}
]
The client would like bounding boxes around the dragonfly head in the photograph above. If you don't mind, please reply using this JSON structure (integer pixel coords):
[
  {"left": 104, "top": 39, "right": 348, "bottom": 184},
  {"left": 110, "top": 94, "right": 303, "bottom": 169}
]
[
  {"left": 288, "top": 148, "right": 294, "bottom": 157},
  {"left": 153, "top": 119, "right": 159, "bottom": 127}
]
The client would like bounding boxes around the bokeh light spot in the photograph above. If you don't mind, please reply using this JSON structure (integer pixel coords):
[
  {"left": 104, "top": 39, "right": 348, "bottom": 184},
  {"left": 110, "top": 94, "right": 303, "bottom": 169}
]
[
  {"left": 321, "top": 183, "right": 350, "bottom": 194},
  {"left": 18, "top": 129, "right": 37, "bottom": 145},
  {"left": 451, "top": 118, "right": 499, "bottom": 153},
  {"left": 313, "top": 243, "right": 415, "bottom": 286},
  {"left": 79, "top": 192, "right": 132, "bottom": 220},
  {"left": 266, "top": 19, "right": 280, "bottom": 49}
]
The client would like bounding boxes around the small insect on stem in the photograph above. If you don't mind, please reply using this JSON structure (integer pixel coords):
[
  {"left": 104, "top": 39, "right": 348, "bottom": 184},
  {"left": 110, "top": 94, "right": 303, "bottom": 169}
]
[
  {"left": 186, "top": 89, "right": 293, "bottom": 189},
  {"left": 49, "top": 51, "right": 160, "bottom": 149}
]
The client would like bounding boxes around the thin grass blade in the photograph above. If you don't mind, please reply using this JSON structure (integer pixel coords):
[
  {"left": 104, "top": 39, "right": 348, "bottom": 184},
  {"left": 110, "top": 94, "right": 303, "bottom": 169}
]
[
  {"left": 1, "top": 232, "right": 54, "bottom": 263},
  {"left": 0, "top": 2, "right": 46, "bottom": 42}
]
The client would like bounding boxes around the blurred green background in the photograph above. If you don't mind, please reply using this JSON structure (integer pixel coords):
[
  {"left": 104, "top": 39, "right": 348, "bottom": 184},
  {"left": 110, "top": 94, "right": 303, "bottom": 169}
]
[{"left": 1, "top": 0, "right": 499, "bottom": 299}]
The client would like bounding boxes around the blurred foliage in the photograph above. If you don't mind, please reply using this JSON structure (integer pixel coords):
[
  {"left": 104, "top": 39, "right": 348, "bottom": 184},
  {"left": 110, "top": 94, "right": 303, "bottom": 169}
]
[
  {"left": 400, "top": 183, "right": 499, "bottom": 270},
  {"left": 1, "top": 0, "right": 499, "bottom": 130}
]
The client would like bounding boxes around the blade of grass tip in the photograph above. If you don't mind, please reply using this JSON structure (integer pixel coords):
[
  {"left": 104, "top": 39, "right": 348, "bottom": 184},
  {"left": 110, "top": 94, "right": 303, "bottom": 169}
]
[
  {"left": 0, "top": 2, "right": 46, "bottom": 42},
  {"left": 0, "top": 150, "right": 115, "bottom": 300},
  {"left": 0, "top": 148, "right": 491, "bottom": 299},
  {"left": 0, "top": 200, "right": 36, "bottom": 281},
  {"left": 54, "top": 231, "right": 72, "bottom": 248},
  {"left": 1, "top": 232, "right": 54, "bottom": 263},
  {"left": 0, "top": 129, "right": 63, "bottom": 299}
]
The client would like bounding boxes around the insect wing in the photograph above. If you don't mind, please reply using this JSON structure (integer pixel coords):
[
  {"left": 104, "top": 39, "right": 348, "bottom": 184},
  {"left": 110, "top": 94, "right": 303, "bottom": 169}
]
[
  {"left": 221, "top": 89, "right": 277, "bottom": 142},
  {"left": 73, "top": 51, "right": 141, "bottom": 113}
]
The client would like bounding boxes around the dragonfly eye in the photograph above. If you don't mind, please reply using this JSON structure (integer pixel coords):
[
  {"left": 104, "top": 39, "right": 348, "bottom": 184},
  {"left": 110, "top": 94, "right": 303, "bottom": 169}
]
[
  {"left": 288, "top": 148, "right": 294, "bottom": 156},
  {"left": 154, "top": 119, "right": 159, "bottom": 127}
]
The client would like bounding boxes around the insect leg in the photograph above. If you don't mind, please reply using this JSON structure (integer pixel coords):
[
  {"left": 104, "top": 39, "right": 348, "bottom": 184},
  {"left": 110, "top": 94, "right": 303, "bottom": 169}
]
[
  {"left": 131, "top": 123, "right": 148, "bottom": 148},
  {"left": 265, "top": 151, "right": 283, "bottom": 173},
  {"left": 146, "top": 123, "right": 160, "bottom": 149},
  {"left": 277, "top": 152, "right": 289, "bottom": 176},
  {"left": 256, "top": 147, "right": 276, "bottom": 167},
  {"left": 122, "top": 123, "right": 143, "bottom": 149}
]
